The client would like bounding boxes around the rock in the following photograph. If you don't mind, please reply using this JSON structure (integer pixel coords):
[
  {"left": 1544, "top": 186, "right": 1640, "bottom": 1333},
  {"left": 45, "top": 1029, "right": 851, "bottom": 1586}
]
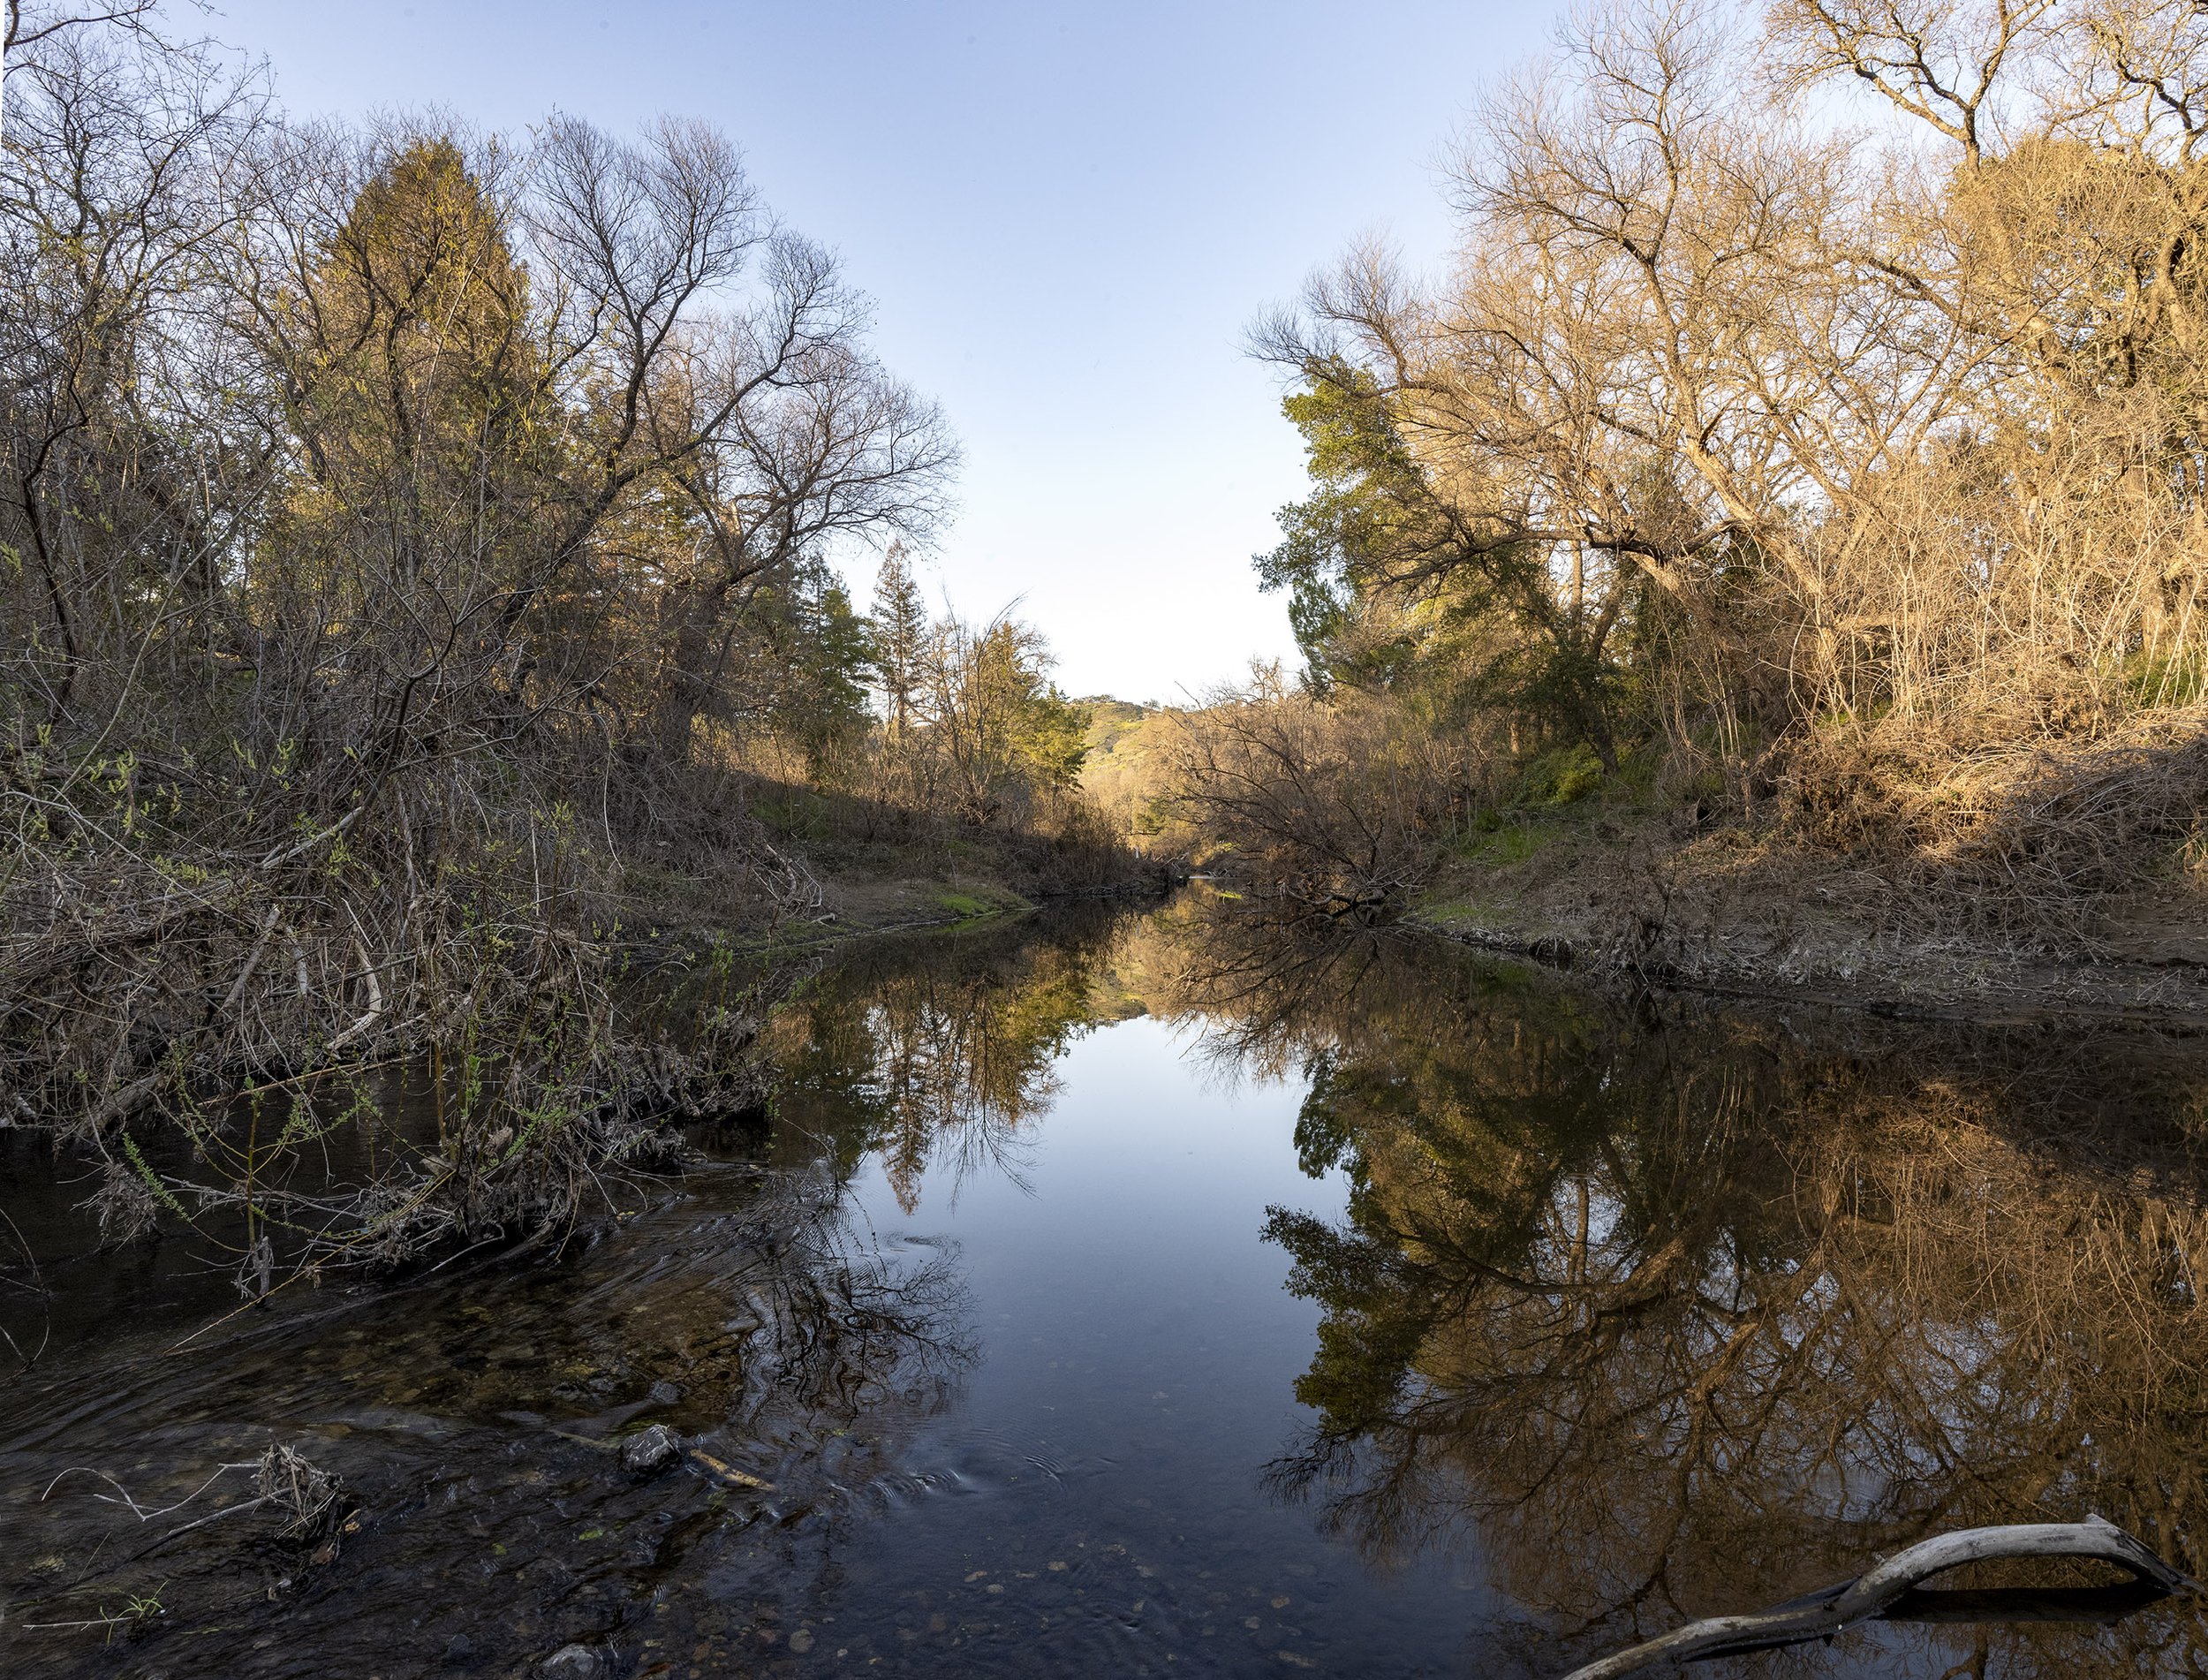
[
  {"left": 540, "top": 1646, "right": 604, "bottom": 1680},
  {"left": 621, "top": 1422, "right": 683, "bottom": 1473},
  {"left": 787, "top": 1628, "right": 815, "bottom": 1654},
  {"left": 647, "top": 1380, "right": 683, "bottom": 1405}
]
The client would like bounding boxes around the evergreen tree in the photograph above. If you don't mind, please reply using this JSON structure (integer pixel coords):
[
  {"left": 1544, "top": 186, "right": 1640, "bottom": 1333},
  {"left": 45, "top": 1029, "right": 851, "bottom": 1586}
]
[{"left": 869, "top": 542, "right": 929, "bottom": 743}]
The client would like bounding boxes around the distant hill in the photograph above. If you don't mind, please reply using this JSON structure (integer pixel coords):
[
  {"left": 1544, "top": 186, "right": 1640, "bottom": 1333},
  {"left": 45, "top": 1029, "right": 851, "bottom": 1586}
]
[{"left": 1076, "top": 697, "right": 1180, "bottom": 844}]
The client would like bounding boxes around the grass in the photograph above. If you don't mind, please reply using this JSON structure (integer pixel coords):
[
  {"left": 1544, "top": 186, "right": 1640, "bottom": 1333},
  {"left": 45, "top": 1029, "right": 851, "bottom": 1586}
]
[
  {"left": 1514, "top": 742, "right": 1607, "bottom": 806},
  {"left": 1454, "top": 823, "right": 1550, "bottom": 866},
  {"left": 1413, "top": 894, "right": 1500, "bottom": 930}
]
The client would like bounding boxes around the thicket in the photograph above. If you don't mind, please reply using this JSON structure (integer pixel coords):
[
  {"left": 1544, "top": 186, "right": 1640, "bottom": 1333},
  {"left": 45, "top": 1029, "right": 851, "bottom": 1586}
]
[
  {"left": 0, "top": 4, "right": 1115, "bottom": 1271},
  {"left": 1168, "top": 0, "right": 2208, "bottom": 916}
]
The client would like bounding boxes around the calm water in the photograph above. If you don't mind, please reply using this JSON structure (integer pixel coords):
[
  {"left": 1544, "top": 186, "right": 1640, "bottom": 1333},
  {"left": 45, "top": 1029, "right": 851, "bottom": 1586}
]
[{"left": 3, "top": 898, "right": 2205, "bottom": 1677}]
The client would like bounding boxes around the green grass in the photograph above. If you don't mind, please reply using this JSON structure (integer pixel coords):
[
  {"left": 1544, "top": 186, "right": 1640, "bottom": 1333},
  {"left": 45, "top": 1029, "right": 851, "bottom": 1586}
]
[
  {"left": 2124, "top": 648, "right": 2208, "bottom": 708},
  {"left": 1453, "top": 821, "right": 1549, "bottom": 866},
  {"left": 1514, "top": 742, "right": 1606, "bottom": 806}
]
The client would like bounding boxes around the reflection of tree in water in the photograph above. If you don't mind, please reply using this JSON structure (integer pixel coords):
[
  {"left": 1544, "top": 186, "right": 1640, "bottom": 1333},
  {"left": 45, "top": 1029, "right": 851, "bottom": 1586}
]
[
  {"left": 650, "top": 1167, "right": 975, "bottom": 1456},
  {"left": 7, "top": 909, "right": 1115, "bottom": 1674},
  {"left": 767, "top": 915, "right": 1120, "bottom": 1212},
  {"left": 1158, "top": 905, "right": 2208, "bottom": 1676}
]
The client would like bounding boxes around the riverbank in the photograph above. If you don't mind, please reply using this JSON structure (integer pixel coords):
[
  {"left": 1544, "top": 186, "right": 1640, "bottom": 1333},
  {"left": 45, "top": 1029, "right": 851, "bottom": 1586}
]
[
  {"left": 628, "top": 809, "right": 1175, "bottom": 961},
  {"left": 0, "top": 798, "right": 1167, "bottom": 1297},
  {"left": 1403, "top": 811, "right": 2208, "bottom": 1029}
]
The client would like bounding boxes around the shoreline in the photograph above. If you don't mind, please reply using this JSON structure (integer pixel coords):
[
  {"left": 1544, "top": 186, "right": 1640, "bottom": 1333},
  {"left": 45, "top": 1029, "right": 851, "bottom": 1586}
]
[{"left": 1402, "top": 861, "right": 2208, "bottom": 1033}]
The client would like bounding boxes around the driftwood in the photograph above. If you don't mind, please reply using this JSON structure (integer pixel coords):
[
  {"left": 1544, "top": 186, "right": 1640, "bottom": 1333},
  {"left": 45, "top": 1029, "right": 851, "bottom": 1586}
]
[{"left": 1561, "top": 1516, "right": 2197, "bottom": 1680}]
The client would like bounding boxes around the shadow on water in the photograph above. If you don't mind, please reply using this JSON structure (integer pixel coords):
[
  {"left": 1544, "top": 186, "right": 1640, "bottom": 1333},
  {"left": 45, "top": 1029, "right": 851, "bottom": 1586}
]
[{"left": 1, "top": 893, "right": 2205, "bottom": 1676}]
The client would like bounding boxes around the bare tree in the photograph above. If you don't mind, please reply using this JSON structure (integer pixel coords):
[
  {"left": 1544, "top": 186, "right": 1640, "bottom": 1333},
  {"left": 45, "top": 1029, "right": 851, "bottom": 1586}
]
[
  {"left": 0, "top": 5, "right": 962, "bottom": 1260},
  {"left": 1159, "top": 666, "right": 1478, "bottom": 906},
  {"left": 1231, "top": 0, "right": 2208, "bottom": 896}
]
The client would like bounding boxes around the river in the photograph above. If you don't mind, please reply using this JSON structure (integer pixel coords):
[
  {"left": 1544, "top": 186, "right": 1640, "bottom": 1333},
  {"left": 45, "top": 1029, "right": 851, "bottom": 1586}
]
[{"left": 2, "top": 896, "right": 2204, "bottom": 1677}]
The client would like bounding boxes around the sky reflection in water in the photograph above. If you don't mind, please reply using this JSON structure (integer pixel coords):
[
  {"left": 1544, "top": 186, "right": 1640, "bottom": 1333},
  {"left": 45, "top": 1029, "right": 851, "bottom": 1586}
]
[{"left": 3, "top": 900, "right": 2204, "bottom": 1678}]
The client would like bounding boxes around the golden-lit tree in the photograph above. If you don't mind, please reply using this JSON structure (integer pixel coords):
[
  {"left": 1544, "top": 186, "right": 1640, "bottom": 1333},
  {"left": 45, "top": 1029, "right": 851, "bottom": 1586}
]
[{"left": 1238, "top": 0, "right": 2208, "bottom": 899}]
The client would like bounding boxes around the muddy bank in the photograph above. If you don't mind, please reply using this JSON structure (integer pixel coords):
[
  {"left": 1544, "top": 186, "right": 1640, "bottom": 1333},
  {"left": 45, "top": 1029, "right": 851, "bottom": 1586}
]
[{"left": 1404, "top": 823, "right": 2208, "bottom": 1029}]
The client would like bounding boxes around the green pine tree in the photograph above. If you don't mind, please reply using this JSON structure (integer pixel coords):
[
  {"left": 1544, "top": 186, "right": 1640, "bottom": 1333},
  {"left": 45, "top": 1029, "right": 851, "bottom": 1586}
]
[{"left": 870, "top": 542, "right": 930, "bottom": 743}]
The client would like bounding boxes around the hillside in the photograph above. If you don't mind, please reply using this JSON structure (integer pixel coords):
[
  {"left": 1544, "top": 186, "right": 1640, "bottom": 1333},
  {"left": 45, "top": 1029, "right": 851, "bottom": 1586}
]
[{"left": 1076, "top": 697, "right": 1181, "bottom": 846}]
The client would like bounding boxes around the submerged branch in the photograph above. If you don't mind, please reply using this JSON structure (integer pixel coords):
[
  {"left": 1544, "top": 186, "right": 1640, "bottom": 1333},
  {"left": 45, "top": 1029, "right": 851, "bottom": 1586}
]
[{"left": 1561, "top": 1517, "right": 2198, "bottom": 1680}]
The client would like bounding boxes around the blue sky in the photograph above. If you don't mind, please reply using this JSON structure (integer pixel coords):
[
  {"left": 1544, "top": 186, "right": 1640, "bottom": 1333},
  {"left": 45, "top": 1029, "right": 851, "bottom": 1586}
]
[{"left": 208, "top": 1, "right": 1561, "bottom": 701}]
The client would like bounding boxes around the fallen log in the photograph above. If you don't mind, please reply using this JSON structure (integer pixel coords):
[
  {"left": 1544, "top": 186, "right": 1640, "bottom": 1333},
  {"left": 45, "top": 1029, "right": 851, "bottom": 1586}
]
[{"left": 1560, "top": 1516, "right": 2197, "bottom": 1680}]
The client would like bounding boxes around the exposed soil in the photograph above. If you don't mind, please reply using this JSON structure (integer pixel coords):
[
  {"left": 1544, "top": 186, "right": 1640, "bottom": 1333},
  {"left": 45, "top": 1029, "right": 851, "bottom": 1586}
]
[{"left": 1407, "top": 821, "right": 2208, "bottom": 1030}]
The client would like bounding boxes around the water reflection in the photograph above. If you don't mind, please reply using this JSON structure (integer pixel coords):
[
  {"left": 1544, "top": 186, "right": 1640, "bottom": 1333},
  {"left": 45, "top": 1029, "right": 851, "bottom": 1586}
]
[
  {"left": 1151, "top": 904, "right": 2208, "bottom": 1676},
  {"left": 763, "top": 912, "right": 1123, "bottom": 1211},
  {"left": 3, "top": 897, "right": 2205, "bottom": 1677}
]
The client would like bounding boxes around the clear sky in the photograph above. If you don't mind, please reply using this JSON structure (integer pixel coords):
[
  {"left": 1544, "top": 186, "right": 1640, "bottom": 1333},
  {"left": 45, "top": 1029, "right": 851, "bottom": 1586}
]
[{"left": 206, "top": 0, "right": 1561, "bottom": 703}]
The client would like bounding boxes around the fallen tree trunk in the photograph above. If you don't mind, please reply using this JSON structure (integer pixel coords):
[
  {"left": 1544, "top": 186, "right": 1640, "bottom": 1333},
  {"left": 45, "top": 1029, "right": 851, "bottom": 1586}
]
[{"left": 1561, "top": 1516, "right": 2196, "bottom": 1680}]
